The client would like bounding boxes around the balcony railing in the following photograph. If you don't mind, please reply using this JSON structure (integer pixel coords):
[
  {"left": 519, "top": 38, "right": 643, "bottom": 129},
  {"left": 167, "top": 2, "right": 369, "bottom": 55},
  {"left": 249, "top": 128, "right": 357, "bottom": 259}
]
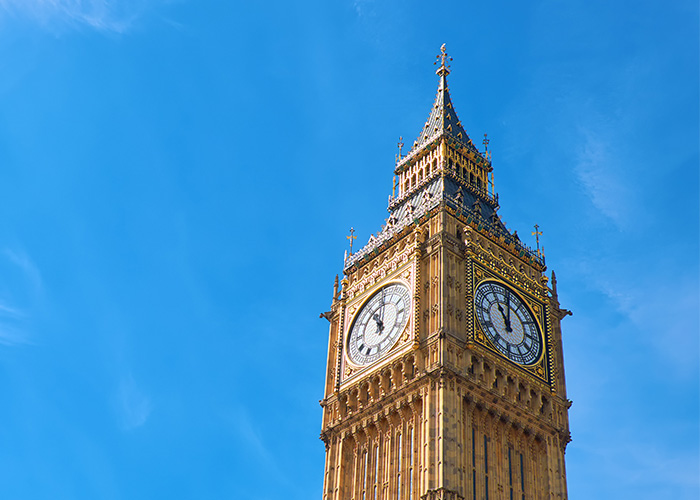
[{"left": 344, "top": 192, "right": 545, "bottom": 272}]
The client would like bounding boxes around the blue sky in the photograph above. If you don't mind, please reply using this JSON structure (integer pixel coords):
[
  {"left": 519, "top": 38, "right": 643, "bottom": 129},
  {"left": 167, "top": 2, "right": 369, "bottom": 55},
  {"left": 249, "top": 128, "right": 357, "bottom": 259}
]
[{"left": 0, "top": 1, "right": 697, "bottom": 499}]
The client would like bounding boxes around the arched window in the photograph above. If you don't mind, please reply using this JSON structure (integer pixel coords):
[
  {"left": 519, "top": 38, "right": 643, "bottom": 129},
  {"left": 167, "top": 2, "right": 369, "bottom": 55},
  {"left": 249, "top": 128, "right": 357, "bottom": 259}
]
[{"left": 396, "top": 432, "right": 402, "bottom": 500}]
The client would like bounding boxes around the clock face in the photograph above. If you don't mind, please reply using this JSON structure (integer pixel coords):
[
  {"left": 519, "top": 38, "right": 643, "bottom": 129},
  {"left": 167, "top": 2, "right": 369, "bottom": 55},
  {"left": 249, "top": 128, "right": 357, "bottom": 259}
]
[
  {"left": 474, "top": 281, "right": 542, "bottom": 365},
  {"left": 347, "top": 282, "right": 411, "bottom": 366}
]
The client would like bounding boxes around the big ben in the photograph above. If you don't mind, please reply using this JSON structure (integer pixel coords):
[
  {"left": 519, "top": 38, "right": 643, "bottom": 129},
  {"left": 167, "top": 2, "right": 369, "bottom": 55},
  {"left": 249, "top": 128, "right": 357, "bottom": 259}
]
[{"left": 319, "top": 45, "right": 572, "bottom": 500}]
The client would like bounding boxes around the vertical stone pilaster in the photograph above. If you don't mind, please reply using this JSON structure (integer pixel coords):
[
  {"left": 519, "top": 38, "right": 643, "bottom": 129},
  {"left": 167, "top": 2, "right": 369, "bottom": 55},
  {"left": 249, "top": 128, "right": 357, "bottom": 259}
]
[
  {"left": 335, "top": 293, "right": 347, "bottom": 392},
  {"left": 414, "top": 239, "right": 423, "bottom": 348}
]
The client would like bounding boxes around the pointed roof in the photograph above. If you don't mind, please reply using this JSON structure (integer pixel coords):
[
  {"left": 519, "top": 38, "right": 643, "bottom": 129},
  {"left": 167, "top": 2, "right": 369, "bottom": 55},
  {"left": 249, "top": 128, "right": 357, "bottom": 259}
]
[{"left": 408, "top": 45, "right": 480, "bottom": 156}]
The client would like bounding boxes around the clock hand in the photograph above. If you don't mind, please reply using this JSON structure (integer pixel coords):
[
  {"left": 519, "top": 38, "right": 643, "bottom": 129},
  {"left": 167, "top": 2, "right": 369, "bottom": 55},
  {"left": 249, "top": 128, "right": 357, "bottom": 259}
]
[
  {"left": 372, "top": 312, "right": 384, "bottom": 333},
  {"left": 506, "top": 289, "right": 511, "bottom": 325},
  {"left": 379, "top": 288, "right": 386, "bottom": 322},
  {"left": 496, "top": 302, "right": 512, "bottom": 332}
]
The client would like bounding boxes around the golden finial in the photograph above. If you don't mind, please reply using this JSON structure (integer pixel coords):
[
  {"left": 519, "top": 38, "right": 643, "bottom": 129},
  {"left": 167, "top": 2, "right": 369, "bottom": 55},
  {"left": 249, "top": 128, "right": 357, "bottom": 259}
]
[
  {"left": 346, "top": 227, "right": 357, "bottom": 255},
  {"left": 532, "top": 224, "right": 543, "bottom": 256},
  {"left": 483, "top": 133, "right": 493, "bottom": 162},
  {"left": 434, "top": 43, "right": 452, "bottom": 77}
]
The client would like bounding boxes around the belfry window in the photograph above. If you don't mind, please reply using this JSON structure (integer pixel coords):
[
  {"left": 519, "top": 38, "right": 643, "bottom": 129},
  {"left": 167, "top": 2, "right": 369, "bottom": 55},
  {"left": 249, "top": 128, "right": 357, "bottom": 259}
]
[
  {"left": 374, "top": 444, "right": 379, "bottom": 500},
  {"left": 484, "top": 434, "right": 489, "bottom": 500},
  {"left": 471, "top": 428, "right": 477, "bottom": 500},
  {"left": 396, "top": 432, "right": 402, "bottom": 500},
  {"left": 362, "top": 449, "right": 368, "bottom": 500},
  {"left": 508, "top": 447, "right": 514, "bottom": 500},
  {"left": 520, "top": 453, "right": 526, "bottom": 500},
  {"left": 408, "top": 427, "right": 414, "bottom": 500}
]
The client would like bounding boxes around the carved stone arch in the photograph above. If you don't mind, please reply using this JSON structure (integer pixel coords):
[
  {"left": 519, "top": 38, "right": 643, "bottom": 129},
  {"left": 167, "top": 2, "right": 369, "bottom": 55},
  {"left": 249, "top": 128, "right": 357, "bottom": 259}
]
[
  {"left": 376, "top": 415, "right": 390, "bottom": 435},
  {"left": 399, "top": 400, "right": 413, "bottom": 421},
  {"left": 369, "top": 375, "right": 381, "bottom": 402},
  {"left": 403, "top": 354, "right": 416, "bottom": 380},
  {"left": 392, "top": 361, "right": 404, "bottom": 387},
  {"left": 388, "top": 407, "right": 403, "bottom": 428},
  {"left": 354, "top": 425, "right": 369, "bottom": 446},
  {"left": 408, "top": 395, "right": 423, "bottom": 417},
  {"left": 339, "top": 392, "right": 349, "bottom": 418},
  {"left": 358, "top": 381, "right": 370, "bottom": 407},
  {"left": 365, "top": 420, "right": 379, "bottom": 441},
  {"left": 348, "top": 387, "right": 360, "bottom": 414},
  {"left": 380, "top": 368, "right": 392, "bottom": 395}
]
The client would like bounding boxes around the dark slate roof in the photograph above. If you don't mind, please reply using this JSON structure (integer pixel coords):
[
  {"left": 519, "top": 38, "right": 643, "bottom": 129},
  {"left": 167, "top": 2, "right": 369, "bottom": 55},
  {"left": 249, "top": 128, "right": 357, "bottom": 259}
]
[{"left": 408, "top": 72, "right": 480, "bottom": 156}]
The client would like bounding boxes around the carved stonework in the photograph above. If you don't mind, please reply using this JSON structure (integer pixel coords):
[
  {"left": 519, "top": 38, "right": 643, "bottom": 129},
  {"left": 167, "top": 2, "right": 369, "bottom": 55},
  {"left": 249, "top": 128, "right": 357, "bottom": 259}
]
[{"left": 421, "top": 488, "right": 465, "bottom": 500}]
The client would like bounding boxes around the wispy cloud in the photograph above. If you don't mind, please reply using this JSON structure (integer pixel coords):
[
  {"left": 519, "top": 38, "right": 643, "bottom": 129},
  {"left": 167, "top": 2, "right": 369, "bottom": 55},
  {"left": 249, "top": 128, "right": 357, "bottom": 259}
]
[
  {"left": 0, "top": 0, "right": 167, "bottom": 33},
  {"left": 574, "top": 255, "right": 699, "bottom": 376},
  {"left": 574, "top": 129, "right": 636, "bottom": 230},
  {"left": 0, "top": 247, "right": 42, "bottom": 346},
  {"left": 574, "top": 433, "right": 699, "bottom": 494},
  {"left": 230, "top": 408, "right": 276, "bottom": 466},
  {"left": 352, "top": 0, "right": 373, "bottom": 17},
  {"left": 0, "top": 302, "right": 30, "bottom": 346},
  {"left": 117, "top": 373, "right": 153, "bottom": 430},
  {"left": 226, "top": 407, "right": 294, "bottom": 487},
  {"left": 5, "top": 248, "right": 43, "bottom": 294},
  {"left": 603, "top": 278, "right": 698, "bottom": 375}
]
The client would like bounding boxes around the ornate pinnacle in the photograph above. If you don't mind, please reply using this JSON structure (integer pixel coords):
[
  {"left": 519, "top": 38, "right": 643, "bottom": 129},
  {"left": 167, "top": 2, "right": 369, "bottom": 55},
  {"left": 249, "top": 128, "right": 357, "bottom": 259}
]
[
  {"left": 435, "top": 43, "right": 452, "bottom": 75},
  {"left": 346, "top": 227, "right": 357, "bottom": 255},
  {"left": 434, "top": 44, "right": 452, "bottom": 90},
  {"left": 395, "top": 136, "right": 404, "bottom": 167},
  {"left": 532, "top": 224, "right": 543, "bottom": 256}
]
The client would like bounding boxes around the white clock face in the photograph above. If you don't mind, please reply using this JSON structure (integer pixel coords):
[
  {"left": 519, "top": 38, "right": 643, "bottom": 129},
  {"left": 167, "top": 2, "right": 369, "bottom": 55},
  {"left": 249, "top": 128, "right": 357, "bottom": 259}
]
[
  {"left": 474, "top": 281, "right": 542, "bottom": 365},
  {"left": 347, "top": 283, "right": 411, "bottom": 366}
]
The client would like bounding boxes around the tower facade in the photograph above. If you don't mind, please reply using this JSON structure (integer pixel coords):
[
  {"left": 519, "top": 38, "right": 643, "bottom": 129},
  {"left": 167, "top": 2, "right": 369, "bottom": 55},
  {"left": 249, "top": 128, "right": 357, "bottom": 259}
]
[{"left": 319, "top": 47, "right": 571, "bottom": 500}]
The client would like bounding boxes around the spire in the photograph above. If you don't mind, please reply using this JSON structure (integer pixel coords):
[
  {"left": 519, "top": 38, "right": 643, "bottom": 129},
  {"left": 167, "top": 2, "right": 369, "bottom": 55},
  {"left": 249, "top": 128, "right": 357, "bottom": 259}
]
[{"left": 408, "top": 44, "right": 479, "bottom": 155}]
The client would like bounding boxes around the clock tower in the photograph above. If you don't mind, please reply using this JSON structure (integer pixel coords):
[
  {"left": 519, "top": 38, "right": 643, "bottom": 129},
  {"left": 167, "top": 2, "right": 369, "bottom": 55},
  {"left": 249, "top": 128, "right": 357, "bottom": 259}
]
[{"left": 319, "top": 46, "right": 571, "bottom": 500}]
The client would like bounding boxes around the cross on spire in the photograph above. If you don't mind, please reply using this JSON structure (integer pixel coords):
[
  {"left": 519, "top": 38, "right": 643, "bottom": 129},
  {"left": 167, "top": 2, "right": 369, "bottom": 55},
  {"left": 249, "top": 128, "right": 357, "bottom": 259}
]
[
  {"left": 435, "top": 44, "right": 452, "bottom": 70},
  {"left": 434, "top": 43, "right": 452, "bottom": 77},
  {"left": 483, "top": 133, "right": 490, "bottom": 152},
  {"left": 532, "top": 224, "right": 543, "bottom": 256},
  {"left": 346, "top": 227, "right": 357, "bottom": 255}
]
